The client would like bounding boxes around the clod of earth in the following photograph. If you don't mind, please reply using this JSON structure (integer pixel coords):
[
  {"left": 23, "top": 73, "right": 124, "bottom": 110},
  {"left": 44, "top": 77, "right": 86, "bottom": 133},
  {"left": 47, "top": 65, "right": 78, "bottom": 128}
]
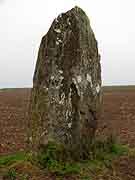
[{"left": 28, "top": 6, "right": 102, "bottom": 160}]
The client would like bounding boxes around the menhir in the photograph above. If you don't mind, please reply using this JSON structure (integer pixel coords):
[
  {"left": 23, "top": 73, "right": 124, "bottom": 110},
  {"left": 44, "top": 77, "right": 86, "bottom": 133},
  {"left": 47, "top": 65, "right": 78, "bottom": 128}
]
[{"left": 29, "top": 6, "right": 102, "bottom": 160}]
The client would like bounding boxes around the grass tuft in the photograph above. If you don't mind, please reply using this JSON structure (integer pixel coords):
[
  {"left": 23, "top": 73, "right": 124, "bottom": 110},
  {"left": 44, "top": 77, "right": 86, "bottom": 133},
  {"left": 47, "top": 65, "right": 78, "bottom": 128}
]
[{"left": 0, "top": 152, "right": 26, "bottom": 168}]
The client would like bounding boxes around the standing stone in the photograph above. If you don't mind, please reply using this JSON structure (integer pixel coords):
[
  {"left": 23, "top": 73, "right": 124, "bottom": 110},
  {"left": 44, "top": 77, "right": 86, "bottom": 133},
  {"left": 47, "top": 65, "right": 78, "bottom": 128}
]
[{"left": 29, "top": 6, "right": 101, "bottom": 159}]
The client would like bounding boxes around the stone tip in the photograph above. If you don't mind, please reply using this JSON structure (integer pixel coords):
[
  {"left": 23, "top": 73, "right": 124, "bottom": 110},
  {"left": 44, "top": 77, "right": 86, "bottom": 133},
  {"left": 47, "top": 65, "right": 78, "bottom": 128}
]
[
  {"left": 71, "top": 6, "right": 87, "bottom": 16},
  {"left": 74, "top": 5, "right": 81, "bottom": 10},
  {"left": 72, "top": 5, "right": 83, "bottom": 11}
]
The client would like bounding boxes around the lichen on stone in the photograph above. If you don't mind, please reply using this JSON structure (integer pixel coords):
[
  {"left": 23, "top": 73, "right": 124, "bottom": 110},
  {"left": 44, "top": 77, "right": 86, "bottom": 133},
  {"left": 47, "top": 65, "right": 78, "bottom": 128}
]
[
  {"left": 68, "top": 122, "right": 72, "bottom": 128},
  {"left": 77, "top": 75, "right": 82, "bottom": 83},
  {"left": 87, "top": 74, "right": 93, "bottom": 87},
  {"left": 54, "top": 28, "right": 61, "bottom": 33},
  {"left": 96, "top": 84, "right": 101, "bottom": 94}
]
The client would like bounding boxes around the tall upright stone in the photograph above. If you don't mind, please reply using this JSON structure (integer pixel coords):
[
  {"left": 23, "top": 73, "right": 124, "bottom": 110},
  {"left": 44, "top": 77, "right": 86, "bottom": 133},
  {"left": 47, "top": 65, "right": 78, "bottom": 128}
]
[{"left": 29, "top": 6, "right": 101, "bottom": 159}]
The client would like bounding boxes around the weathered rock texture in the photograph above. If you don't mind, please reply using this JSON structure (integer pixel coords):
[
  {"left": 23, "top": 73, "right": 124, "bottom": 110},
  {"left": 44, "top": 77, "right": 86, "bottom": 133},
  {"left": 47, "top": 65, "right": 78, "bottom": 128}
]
[{"left": 29, "top": 6, "right": 101, "bottom": 159}]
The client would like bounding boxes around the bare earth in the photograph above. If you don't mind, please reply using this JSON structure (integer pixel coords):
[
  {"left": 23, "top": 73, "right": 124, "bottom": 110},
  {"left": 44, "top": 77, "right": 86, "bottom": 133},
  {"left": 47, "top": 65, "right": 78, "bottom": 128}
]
[
  {"left": 0, "top": 86, "right": 135, "bottom": 179},
  {"left": 0, "top": 88, "right": 30, "bottom": 155},
  {"left": 99, "top": 86, "right": 135, "bottom": 146}
]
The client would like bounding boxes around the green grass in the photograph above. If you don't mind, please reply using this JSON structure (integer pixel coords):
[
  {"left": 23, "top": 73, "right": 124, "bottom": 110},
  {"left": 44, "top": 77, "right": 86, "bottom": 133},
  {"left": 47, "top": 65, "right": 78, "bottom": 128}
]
[
  {"left": 4, "top": 168, "right": 18, "bottom": 180},
  {"left": 0, "top": 152, "right": 26, "bottom": 168},
  {"left": 3, "top": 168, "right": 29, "bottom": 180},
  {"left": 0, "top": 138, "right": 130, "bottom": 179},
  {"left": 36, "top": 138, "right": 128, "bottom": 177}
]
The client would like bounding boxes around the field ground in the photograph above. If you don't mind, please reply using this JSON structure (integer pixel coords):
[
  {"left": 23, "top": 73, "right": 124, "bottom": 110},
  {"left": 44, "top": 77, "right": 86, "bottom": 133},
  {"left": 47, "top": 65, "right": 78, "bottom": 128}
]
[
  {"left": 99, "top": 86, "right": 135, "bottom": 146},
  {"left": 0, "top": 86, "right": 135, "bottom": 179}
]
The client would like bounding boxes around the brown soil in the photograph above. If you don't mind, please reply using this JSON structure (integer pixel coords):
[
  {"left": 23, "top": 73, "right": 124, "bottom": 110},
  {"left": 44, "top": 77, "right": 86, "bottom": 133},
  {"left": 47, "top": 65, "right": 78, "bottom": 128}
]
[
  {"left": 95, "top": 155, "right": 135, "bottom": 180},
  {"left": 98, "top": 86, "right": 135, "bottom": 147},
  {"left": 0, "top": 88, "right": 30, "bottom": 155},
  {"left": 0, "top": 86, "right": 135, "bottom": 179}
]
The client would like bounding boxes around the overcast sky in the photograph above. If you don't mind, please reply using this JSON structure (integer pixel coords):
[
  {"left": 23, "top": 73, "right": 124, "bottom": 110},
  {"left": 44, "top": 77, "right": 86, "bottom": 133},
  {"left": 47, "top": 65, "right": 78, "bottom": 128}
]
[{"left": 0, "top": 0, "right": 134, "bottom": 88}]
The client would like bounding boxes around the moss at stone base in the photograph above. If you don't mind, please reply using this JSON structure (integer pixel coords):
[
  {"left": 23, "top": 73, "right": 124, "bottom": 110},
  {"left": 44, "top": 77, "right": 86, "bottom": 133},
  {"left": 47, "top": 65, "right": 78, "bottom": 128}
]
[
  {"left": 0, "top": 138, "right": 130, "bottom": 179},
  {"left": 37, "top": 140, "right": 93, "bottom": 162},
  {"left": 38, "top": 141, "right": 71, "bottom": 165},
  {"left": 35, "top": 138, "right": 128, "bottom": 176}
]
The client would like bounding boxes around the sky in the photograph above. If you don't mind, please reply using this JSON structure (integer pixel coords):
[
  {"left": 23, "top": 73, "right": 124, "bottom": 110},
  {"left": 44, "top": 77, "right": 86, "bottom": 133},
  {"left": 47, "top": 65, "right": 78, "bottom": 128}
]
[{"left": 0, "top": 0, "right": 135, "bottom": 88}]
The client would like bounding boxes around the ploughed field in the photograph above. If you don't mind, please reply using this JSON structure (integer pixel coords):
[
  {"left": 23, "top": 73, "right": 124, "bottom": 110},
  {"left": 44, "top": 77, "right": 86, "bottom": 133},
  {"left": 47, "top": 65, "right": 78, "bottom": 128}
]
[
  {"left": 0, "top": 86, "right": 135, "bottom": 155},
  {"left": 0, "top": 88, "right": 30, "bottom": 155}
]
